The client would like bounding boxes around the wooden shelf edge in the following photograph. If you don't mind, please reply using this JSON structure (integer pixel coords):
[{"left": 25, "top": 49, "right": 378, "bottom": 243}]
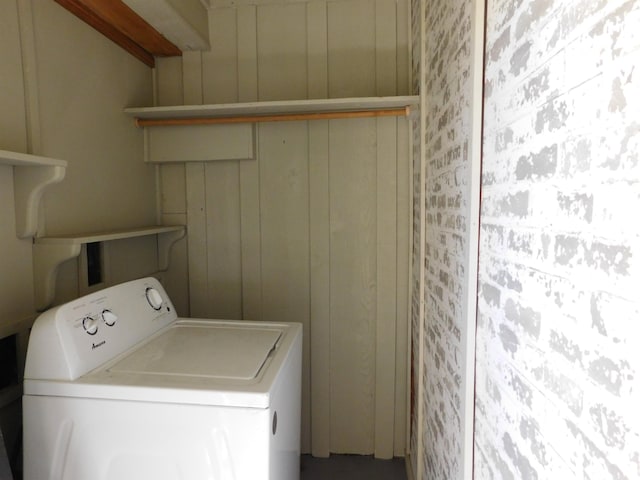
[
  {"left": 124, "top": 96, "right": 420, "bottom": 121},
  {"left": 35, "top": 225, "right": 185, "bottom": 245},
  {"left": 135, "top": 107, "right": 411, "bottom": 127},
  {"left": 0, "top": 149, "right": 67, "bottom": 168}
]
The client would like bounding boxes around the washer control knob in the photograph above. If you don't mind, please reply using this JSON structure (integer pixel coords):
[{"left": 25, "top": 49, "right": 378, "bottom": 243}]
[
  {"left": 102, "top": 309, "right": 118, "bottom": 327},
  {"left": 145, "top": 287, "right": 163, "bottom": 310},
  {"left": 82, "top": 316, "right": 98, "bottom": 335}
]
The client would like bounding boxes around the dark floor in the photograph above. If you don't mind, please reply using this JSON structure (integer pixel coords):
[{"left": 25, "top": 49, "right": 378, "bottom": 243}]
[{"left": 301, "top": 454, "right": 407, "bottom": 480}]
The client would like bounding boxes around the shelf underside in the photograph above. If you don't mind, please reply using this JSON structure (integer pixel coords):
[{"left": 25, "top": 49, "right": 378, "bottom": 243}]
[
  {"left": 0, "top": 149, "right": 67, "bottom": 168},
  {"left": 35, "top": 225, "right": 185, "bottom": 245},
  {"left": 125, "top": 96, "right": 420, "bottom": 120}
]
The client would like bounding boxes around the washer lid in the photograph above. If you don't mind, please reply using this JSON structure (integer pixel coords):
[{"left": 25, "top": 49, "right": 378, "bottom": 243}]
[{"left": 109, "top": 324, "right": 282, "bottom": 381}]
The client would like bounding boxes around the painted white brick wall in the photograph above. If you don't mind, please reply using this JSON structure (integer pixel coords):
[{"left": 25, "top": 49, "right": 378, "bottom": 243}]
[
  {"left": 410, "top": 0, "right": 423, "bottom": 477},
  {"left": 417, "top": 0, "right": 478, "bottom": 478},
  {"left": 476, "top": 1, "right": 640, "bottom": 479},
  {"left": 411, "top": 0, "right": 639, "bottom": 478}
]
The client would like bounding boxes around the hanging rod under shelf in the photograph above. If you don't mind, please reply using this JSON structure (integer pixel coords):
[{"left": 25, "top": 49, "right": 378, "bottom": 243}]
[
  {"left": 134, "top": 106, "right": 411, "bottom": 127},
  {"left": 125, "top": 95, "right": 420, "bottom": 128}
]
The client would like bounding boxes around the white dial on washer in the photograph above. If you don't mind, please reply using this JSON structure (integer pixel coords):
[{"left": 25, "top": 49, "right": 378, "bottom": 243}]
[
  {"left": 82, "top": 316, "right": 98, "bottom": 335},
  {"left": 145, "top": 287, "right": 163, "bottom": 310},
  {"left": 102, "top": 309, "right": 118, "bottom": 326}
]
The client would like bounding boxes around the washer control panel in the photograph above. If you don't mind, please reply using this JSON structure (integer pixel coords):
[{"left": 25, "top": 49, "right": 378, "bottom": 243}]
[
  {"left": 79, "top": 309, "right": 118, "bottom": 335},
  {"left": 24, "top": 277, "right": 177, "bottom": 381}
]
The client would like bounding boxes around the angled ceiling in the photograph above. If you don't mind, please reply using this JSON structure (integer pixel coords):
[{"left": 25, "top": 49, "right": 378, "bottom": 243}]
[{"left": 55, "top": 0, "right": 209, "bottom": 67}]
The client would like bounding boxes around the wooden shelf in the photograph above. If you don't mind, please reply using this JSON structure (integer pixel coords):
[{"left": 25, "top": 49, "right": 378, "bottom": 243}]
[
  {"left": 125, "top": 96, "right": 420, "bottom": 126},
  {"left": 125, "top": 96, "right": 418, "bottom": 163},
  {"left": 33, "top": 225, "right": 185, "bottom": 311},
  {"left": 0, "top": 149, "right": 67, "bottom": 239},
  {"left": 35, "top": 225, "right": 185, "bottom": 245},
  {"left": 0, "top": 150, "right": 67, "bottom": 168}
]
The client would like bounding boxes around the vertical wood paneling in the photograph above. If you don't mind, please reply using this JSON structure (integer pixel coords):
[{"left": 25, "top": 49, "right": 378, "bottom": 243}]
[
  {"left": 329, "top": 118, "right": 377, "bottom": 454},
  {"left": 374, "top": 116, "right": 398, "bottom": 459},
  {"left": 237, "top": 6, "right": 262, "bottom": 320},
  {"left": 159, "top": 165, "right": 189, "bottom": 314},
  {"left": 204, "top": 162, "right": 243, "bottom": 319},
  {"left": 396, "top": 0, "right": 410, "bottom": 95},
  {"left": 375, "top": 0, "right": 397, "bottom": 96},
  {"left": 239, "top": 157, "right": 262, "bottom": 320},
  {"left": 159, "top": 164, "right": 186, "bottom": 215},
  {"left": 158, "top": 0, "right": 412, "bottom": 458},
  {"left": 202, "top": 8, "right": 238, "bottom": 104},
  {"left": 307, "top": 2, "right": 328, "bottom": 99},
  {"left": 187, "top": 43, "right": 247, "bottom": 322},
  {"left": 307, "top": 2, "right": 331, "bottom": 456},
  {"left": 155, "top": 57, "right": 183, "bottom": 106},
  {"left": 182, "top": 51, "right": 203, "bottom": 105},
  {"left": 237, "top": 6, "right": 258, "bottom": 102},
  {"left": 155, "top": 40, "right": 187, "bottom": 314},
  {"left": 327, "top": 0, "right": 376, "bottom": 97},
  {"left": 198, "top": 15, "right": 246, "bottom": 321},
  {"left": 258, "top": 128, "right": 310, "bottom": 303},
  {"left": 309, "top": 120, "right": 331, "bottom": 457},
  {"left": 161, "top": 211, "right": 189, "bottom": 316},
  {"left": 185, "top": 162, "right": 208, "bottom": 316},
  {"left": 259, "top": 121, "right": 311, "bottom": 451},
  {"left": 257, "top": 4, "right": 308, "bottom": 101},
  {"left": 182, "top": 48, "right": 206, "bottom": 316}
]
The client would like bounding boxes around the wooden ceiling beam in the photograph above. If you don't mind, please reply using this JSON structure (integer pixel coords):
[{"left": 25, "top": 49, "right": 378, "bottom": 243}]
[{"left": 54, "top": 0, "right": 183, "bottom": 68}]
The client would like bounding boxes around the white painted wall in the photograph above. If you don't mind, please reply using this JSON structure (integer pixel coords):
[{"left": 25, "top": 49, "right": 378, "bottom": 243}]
[
  {"left": 0, "top": 0, "right": 32, "bottom": 329},
  {"left": 0, "top": 0, "right": 157, "bottom": 471},
  {"left": 32, "top": 3, "right": 155, "bottom": 236},
  {"left": 476, "top": 1, "right": 640, "bottom": 478},
  {"left": 408, "top": 0, "right": 484, "bottom": 479},
  {"left": 29, "top": 1, "right": 161, "bottom": 306}
]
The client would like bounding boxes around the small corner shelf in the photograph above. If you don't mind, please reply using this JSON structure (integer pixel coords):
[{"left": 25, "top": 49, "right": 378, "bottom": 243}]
[
  {"left": 0, "top": 149, "right": 67, "bottom": 239},
  {"left": 33, "top": 225, "right": 185, "bottom": 311},
  {"left": 124, "top": 95, "right": 420, "bottom": 126}
]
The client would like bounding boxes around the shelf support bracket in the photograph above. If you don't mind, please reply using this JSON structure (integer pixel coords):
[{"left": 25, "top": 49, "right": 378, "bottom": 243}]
[
  {"left": 14, "top": 165, "right": 66, "bottom": 239},
  {"left": 157, "top": 227, "right": 186, "bottom": 271},
  {"left": 32, "top": 226, "right": 185, "bottom": 311},
  {"left": 33, "top": 243, "right": 82, "bottom": 311}
]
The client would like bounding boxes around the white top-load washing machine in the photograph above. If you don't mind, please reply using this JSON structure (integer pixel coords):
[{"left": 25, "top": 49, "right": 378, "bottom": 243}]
[{"left": 23, "top": 277, "right": 302, "bottom": 480}]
